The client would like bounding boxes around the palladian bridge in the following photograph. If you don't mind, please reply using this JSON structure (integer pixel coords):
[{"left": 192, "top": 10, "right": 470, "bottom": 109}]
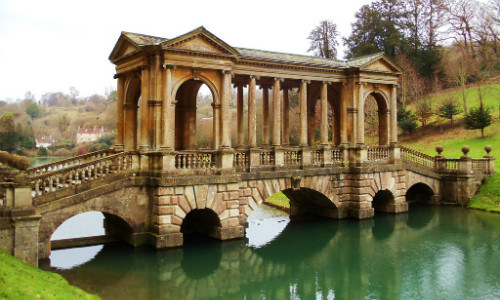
[{"left": 0, "top": 27, "right": 495, "bottom": 266}]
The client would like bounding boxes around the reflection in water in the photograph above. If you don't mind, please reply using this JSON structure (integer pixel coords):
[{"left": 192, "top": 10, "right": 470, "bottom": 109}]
[
  {"left": 50, "top": 245, "right": 103, "bottom": 270},
  {"left": 43, "top": 206, "right": 500, "bottom": 300},
  {"left": 246, "top": 205, "right": 289, "bottom": 248},
  {"left": 406, "top": 204, "right": 435, "bottom": 229}
]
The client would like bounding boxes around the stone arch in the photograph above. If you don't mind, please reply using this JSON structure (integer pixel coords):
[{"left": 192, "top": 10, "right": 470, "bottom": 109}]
[
  {"left": 362, "top": 89, "right": 390, "bottom": 146},
  {"left": 372, "top": 189, "right": 395, "bottom": 212},
  {"left": 364, "top": 171, "right": 408, "bottom": 214},
  {"left": 406, "top": 182, "right": 435, "bottom": 204},
  {"left": 173, "top": 75, "right": 220, "bottom": 150},
  {"left": 240, "top": 176, "right": 340, "bottom": 223},
  {"left": 40, "top": 207, "right": 136, "bottom": 243},
  {"left": 172, "top": 74, "right": 220, "bottom": 103},
  {"left": 181, "top": 208, "right": 222, "bottom": 239},
  {"left": 123, "top": 75, "right": 141, "bottom": 150}
]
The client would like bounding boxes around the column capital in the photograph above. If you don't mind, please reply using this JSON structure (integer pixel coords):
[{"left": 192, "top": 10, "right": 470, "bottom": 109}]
[
  {"left": 301, "top": 79, "right": 311, "bottom": 84},
  {"left": 274, "top": 77, "right": 284, "bottom": 82},
  {"left": 222, "top": 69, "right": 232, "bottom": 75},
  {"left": 322, "top": 81, "right": 332, "bottom": 85},
  {"left": 162, "top": 64, "right": 177, "bottom": 69},
  {"left": 259, "top": 85, "right": 271, "bottom": 90},
  {"left": 249, "top": 74, "right": 260, "bottom": 80},
  {"left": 233, "top": 83, "right": 247, "bottom": 88}
]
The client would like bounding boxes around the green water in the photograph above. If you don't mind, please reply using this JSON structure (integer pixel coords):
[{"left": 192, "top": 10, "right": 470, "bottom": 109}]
[{"left": 42, "top": 206, "right": 500, "bottom": 300}]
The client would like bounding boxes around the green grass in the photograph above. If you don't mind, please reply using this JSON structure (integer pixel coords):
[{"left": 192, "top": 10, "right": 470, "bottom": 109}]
[
  {"left": 265, "top": 192, "right": 290, "bottom": 211},
  {"left": 0, "top": 249, "right": 100, "bottom": 300},
  {"left": 469, "top": 174, "right": 500, "bottom": 212},
  {"left": 400, "top": 81, "right": 500, "bottom": 213}
]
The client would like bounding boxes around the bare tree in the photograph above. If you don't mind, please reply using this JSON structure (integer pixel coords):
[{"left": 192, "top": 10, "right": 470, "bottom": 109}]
[
  {"left": 444, "top": 0, "right": 478, "bottom": 57},
  {"left": 395, "top": 53, "right": 428, "bottom": 105},
  {"left": 307, "top": 20, "right": 340, "bottom": 59}
]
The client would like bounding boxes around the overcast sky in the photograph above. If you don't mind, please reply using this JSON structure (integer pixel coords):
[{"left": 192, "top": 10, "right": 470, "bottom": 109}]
[{"left": 0, "top": 0, "right": 373, "bottom": 101}]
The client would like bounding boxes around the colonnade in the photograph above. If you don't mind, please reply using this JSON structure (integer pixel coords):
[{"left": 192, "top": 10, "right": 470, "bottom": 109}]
[{"left": 114, "top": 68, "right": 398, "bottom": 152}]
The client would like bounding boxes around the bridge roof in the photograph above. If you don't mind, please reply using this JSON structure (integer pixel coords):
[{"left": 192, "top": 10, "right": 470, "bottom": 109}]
[{"left": 111, "top": 27, "right": 401, "bottom": 73}]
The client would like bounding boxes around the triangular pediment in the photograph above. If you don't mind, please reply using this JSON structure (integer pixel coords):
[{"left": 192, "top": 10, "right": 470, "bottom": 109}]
[
  {"left": 109, "top": 34, "right": 142, "bottom": 62},
  {"left": 162, "top": 27, "right": 239, "bottom": 58},
  {"left": 359, "top": 54, "right": 401, "bottom": 73}
]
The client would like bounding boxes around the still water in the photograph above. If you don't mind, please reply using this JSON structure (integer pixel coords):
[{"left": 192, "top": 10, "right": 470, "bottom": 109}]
[{"left": 41, "top": 206, "right": 500, "bottom": 300}]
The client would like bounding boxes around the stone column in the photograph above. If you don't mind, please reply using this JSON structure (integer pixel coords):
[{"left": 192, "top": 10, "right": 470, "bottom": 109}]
[
  {"left": 340, "top": 83, "right": 348, "bottom": 146},
  {"left": 139, "top": 66, "right": 150, "bottom": 150},
  {"left": 235, "top": 83, "right": 245, "bottom": 148},
  {"left": 213, "top": 103, "right": 220, "bottom": 149},
  {"left": 390, "top": 84, "right": 398, "bottom": 145},
  {"left": 272, "top": 78, "right": 283, "bottom": 147},
  {"left": 282, "top": 87, "right": 290, "bottom": 146},
  {"left": 248, "top": 75, "right": 258, "bottom": 148},
  {"left": 262, "top": 86, "right": 270, "bottom": 147},
  {"left": 299, "top": 80, "right": 309, "bottom": 146},
  {"left": 115, "top": 74, "right": 125, "bottom": 150},
  {"left": 357, "top": 82, "right": 365, "bottom": 146},
  {"left": 320, "top": 82, "right": 329, "bottom": 146},
  {"left": 161, "top": 65, "right": 175, "bottom": 150},
  {"left": 221, "top": 70, "right": 232, "bottom": 149}
]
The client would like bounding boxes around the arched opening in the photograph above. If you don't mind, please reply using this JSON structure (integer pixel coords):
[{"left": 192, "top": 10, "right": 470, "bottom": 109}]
[
  {"left": 49, "top": 211, "right": 133, "bottom": 269},
  {"left": 181, "top": 208, "right": 222, "bottom": 239},
  {"left": 406, "top": 183, "right": 434, "bottom": 205},
  {"left": 307, "top": 97, "right": 335, "bottom": 146},
  {"left": 364, "top": 92, "right": 389, "bottom": 146},
  {"left": 174, "top": 79, "right": 216, "bottom": 150},
  {"left": 372, "top": 189, "right": 395, "bottom": 213},
  {"left": 123, "top": 77, "right": 141, "bottom": 150},
  {"left": 283, "top": 187, "right": 338, "bottom": 220}
]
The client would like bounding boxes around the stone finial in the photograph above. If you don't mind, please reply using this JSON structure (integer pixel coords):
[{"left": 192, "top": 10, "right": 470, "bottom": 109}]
[
  {"left": 461, "top": 145, "right": 470, "bottom": 155},
  {"left": 461, "top": 145, "right": 471, "bottom": 159},
  {"left": 485, "top": 145, "right": 492, "bottom": 155},
  {"left": 435, "top": 145, "right": 443, "bottom": 155}
]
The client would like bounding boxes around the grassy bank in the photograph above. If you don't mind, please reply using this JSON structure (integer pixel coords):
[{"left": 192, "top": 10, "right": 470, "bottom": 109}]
[
  {"left": 265, "top": 192, "right": 290, "bottom": 211},
  {"left": 0, "top": 250, "right": 100, "bottom": 300}
]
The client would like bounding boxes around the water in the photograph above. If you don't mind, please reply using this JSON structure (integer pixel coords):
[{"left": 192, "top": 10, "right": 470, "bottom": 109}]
[
  {"left": 41, "top": 206, "right": 500, "bottom": 300},
  {"left": 29, "top": 156, "right": 71, "bottom": 167}
]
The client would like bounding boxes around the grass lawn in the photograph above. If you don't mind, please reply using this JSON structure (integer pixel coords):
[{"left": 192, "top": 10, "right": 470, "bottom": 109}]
[
  {"left": 0, "top": 249, "right": 100, "bottom": 300},
  {"left": 265, "top": 192, "right": 290, "bottom": 211}
]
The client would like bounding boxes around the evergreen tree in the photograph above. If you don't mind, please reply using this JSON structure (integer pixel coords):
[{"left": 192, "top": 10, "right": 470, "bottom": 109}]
[
  {"left": 438, "top": 98, "right": 462, "bottom": 125},
  {"left": 25, "top": 102, "right": 42, "bottom": 120},
  {"left": 464, "top": 105, "right": 492, "bottom": 138}
]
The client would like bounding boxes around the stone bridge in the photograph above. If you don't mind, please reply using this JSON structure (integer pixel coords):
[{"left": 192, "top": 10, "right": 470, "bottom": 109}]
[{"left": 0, "top": 27, "right": 495, "bottom": 266}]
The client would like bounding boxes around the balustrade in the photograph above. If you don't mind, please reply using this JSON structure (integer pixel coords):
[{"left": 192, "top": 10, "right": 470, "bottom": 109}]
[
  {"left": 284, "top": 150, "right": 302, "bottom": 165},
  {"left": 27, "top": 149, "right": 114, "bottom": 177},
  {"left": 31, "top": 152, "right": 131, "bottom": 198},
  {"left": 311, "top": 150, "right": 323, "bottom": 165},
  {"left": 233, "top": 151, "right": 249, "bottom": 169},
  {"left": 260, "top": 151, "right": 275, "bottom": 166},
  {"left": 174, "top": 151, "right": 215, "bottom": 170},
  {"left": 400, "top": 146, "right": 435, "bottom": 169},
  {"left": 332, "top": 149, "right": 343, "bottom": 163},
  {"left": 472, "top": 159, "right": 487, "bottom": 172},
  {"left": 367, "top": 146, "right": 389, "bottom": 161}
]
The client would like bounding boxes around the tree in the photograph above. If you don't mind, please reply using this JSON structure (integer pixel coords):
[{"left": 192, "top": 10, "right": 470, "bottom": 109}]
[
  {"left": 25, "top": 102, "right": 42, "bottom": 120},
  {"left": 397, "top": 104, "right": 418, "bottom": 134},
  {"left": 438, "top": 97, "right": 462, "bottom": 124},
  {"left": 415, "top": 98, "right": 433, "bottom": 126},
  {"left": 464, "top": 105, "right": 492, "bottom": 138},
  {"left": 0, "top": 112, "right": 18, "bottom": 151},
  {"left": 307, "top": 20, "right": 340, "bottom": 59},
  {"left": 344, "top": 0, "right": 407, "bottom": 59}
]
